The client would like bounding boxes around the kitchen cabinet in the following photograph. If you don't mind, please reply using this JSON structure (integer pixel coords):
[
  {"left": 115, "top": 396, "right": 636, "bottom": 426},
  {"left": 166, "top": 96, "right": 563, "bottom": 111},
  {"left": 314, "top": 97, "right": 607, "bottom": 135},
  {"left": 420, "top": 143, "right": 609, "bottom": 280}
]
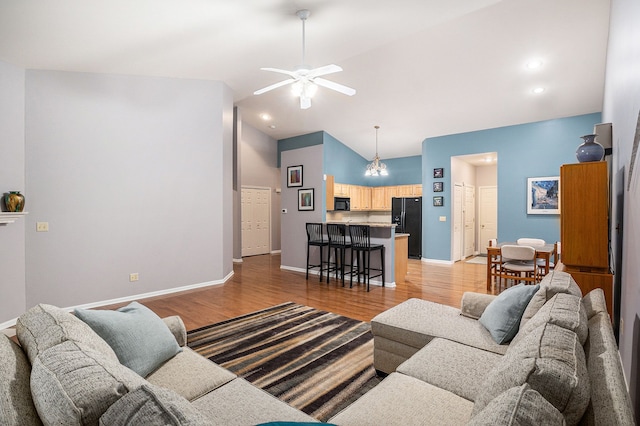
[
  {"left": 332, "top": 182, "right": 420, "bottom": 211},
  {"left": 326, "top": 175, "right": 335, "bottom": 211},
  {"left": 350, "top": 185, "right": 372, "bottom": 211},
  {"left": 334, "top": 183, "right": 350, "bottom": 197},
  {"left": 560, "top": 161, "right": 612, "bottom": 313}
]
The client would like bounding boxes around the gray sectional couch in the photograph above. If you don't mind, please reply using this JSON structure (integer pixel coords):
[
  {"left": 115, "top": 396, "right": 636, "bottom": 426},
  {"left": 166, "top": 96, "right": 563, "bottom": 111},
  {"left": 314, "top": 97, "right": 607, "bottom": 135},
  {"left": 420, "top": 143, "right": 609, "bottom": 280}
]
[
  {"left": 0, "top": 303, "right": 317, "bottom": 425},
  {"left": 1, "top": 270, "right": 634, "bottom": 425},
  {"left": 331, "top": 271, "right": 635, "bottom": 425}
]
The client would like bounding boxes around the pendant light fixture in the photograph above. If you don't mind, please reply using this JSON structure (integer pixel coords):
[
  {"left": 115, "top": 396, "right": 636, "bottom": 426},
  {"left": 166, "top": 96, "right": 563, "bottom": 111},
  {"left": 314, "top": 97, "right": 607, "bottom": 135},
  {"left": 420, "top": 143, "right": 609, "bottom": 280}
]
[{"left": 365, "top": 125, "right": 388, "bottom": 176}]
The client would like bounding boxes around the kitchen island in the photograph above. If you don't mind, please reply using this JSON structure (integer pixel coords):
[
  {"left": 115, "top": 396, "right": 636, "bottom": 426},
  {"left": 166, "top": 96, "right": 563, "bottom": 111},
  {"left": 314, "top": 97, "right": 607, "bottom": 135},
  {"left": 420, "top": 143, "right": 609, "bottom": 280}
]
[{"left": 326, "top": 222, "right": 399, "bottom": 287}]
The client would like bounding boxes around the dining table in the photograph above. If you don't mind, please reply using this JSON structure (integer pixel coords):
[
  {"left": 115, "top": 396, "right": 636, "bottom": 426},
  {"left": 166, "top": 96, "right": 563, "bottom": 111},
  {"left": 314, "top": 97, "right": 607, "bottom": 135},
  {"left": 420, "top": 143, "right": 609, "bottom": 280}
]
[{"left": 486, "top": 241, "right": 557, "bottom": 290}]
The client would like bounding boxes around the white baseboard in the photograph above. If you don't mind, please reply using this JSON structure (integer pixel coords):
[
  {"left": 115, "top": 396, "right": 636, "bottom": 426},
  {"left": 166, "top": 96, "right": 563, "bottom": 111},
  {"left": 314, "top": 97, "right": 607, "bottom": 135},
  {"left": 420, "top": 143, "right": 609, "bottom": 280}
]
[
  {"left": 233, "top": 258, "right": 243, "bottom": 263},
  {"left": 421, "top": 258, "right": 455, "bottom": 265},
  {"left": 270, "top": 250, "right": 282, "bottom": 254},
  {"left": 0, "top": 271, "right": 234, "bottom": 331}
]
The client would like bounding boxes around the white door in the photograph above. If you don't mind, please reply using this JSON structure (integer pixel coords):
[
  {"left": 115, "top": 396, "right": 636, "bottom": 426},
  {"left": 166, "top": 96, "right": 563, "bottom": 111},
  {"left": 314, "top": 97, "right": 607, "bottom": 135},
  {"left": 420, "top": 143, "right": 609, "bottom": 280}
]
[
  {"left": 452, "top": 184, "right": 463, "bottom": 261},
  {"left": 463, "top": 185, "right": 476, "bottom": 258},
  {"left": 241, "top": 187, "right": 271, "bottom": 257},
  {"left": 478, "top": 186, "right": 498, "bottom": 254}
]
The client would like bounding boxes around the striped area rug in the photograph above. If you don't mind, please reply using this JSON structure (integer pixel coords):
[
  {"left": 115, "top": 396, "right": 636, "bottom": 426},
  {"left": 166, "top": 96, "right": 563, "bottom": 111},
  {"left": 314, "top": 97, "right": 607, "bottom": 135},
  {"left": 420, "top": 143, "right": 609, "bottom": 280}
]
[{"left": 187, "top": 302, "right": 381, "bottom": 421}]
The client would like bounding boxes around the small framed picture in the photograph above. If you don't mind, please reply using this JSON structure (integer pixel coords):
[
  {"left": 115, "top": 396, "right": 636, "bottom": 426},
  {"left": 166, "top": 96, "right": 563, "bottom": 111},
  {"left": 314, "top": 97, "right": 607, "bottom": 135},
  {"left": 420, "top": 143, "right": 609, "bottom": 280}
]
[
  {"left": 433, "top": 168, "right": 444, "bottom": 178},
  {"left": 527, "top": 176, "right": 560, "bottom": 214},
  {"left": 287, "top": 165, "right": 303, "bottom": 187},
  {"left": 433, "top": 182, "right": 443, "bottom": 192},
  {"left": 433, "top": 196, "right": 444, "bottom": 207},
  {"left": 298, "top": 188, "right": 314, "bottom": 211}
]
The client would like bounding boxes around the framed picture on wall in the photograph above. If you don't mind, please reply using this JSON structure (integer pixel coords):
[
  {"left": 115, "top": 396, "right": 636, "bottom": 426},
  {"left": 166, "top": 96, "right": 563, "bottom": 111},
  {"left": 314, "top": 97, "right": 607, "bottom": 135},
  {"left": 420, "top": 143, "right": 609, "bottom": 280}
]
[
  {"left": 298, "top": 188, "right": 314, "bottom": 211},
  {"left": 433, "top": 196, "right": 444, "bottom": 207},
  {"left": 433, "top": 181, "right": 444, "bottom": 192},
  {"left": 287, "top": 165, "right": 303, "bottom": 187},
  {"left": 433, "top": 168, "right": 444, "bottom": 178},
  {"left": 527, "top": 176, "right": 560, "bottom": 214}
]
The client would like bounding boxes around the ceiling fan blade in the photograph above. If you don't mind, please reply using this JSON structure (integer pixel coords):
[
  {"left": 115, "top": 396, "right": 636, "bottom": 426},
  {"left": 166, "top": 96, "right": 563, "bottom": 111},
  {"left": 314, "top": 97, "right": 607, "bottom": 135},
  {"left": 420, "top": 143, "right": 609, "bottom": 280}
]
[
  {"left": 306, "top": 64, "right": 343, "bottom": 78},
  {"left": 253, "top": 78, "right": 296, "bottom": 95},
  {"left": 314, "top": 78, "right": 356, "bottom": 96},
  {"left": 300, "top": 96, "right": 311, "bottom": 109},
  {"left": 260, "top": 67, "right": 299, "bottom": 78}
]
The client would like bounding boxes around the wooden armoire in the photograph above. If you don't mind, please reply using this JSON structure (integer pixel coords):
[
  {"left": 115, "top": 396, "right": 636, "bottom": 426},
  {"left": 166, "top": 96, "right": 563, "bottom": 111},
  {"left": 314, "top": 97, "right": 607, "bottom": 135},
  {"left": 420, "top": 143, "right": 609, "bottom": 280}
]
[{"left": 559, "top": 161, "right": 613, "bottom": 313}]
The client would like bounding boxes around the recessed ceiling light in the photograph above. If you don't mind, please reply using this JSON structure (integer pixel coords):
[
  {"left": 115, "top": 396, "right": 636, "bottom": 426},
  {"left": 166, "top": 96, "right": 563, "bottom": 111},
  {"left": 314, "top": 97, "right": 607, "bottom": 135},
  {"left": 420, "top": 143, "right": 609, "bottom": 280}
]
[
  {"left": 525, "top": 59, "right": 543, "bottom": 69},
  {"left": 268, "top": 124, "right": 276, "bottom": 129},
  {"left": 259, "top": 113, "right": 271, "bottom": 121},
  {"left": 531, "top": 87, "right": 545, "bottom": 94}
]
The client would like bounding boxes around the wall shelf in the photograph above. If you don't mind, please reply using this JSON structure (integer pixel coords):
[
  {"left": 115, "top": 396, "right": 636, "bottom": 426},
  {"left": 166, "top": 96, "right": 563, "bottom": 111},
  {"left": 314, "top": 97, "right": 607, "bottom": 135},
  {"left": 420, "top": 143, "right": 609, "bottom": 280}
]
[{"left": 0, "top": 212, "right": 28, "bottom": 225}]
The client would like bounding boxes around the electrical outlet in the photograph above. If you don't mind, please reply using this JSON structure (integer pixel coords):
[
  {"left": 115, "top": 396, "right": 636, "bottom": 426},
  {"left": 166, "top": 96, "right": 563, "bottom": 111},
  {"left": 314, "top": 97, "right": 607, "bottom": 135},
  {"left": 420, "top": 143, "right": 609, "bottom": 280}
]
[
  {"left": 129, "top": 273, "right": 139, "bottom": 282},
  {"left": 36, "top": 222, "right": 49, "bottom": 232}
]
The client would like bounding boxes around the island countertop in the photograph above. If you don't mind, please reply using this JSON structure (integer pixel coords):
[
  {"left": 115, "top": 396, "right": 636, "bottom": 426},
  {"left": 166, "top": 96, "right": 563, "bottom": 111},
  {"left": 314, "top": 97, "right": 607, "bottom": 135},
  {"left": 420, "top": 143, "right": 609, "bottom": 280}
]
[{"left": 326, "top": 221, "right": 397, "bottom": 228}]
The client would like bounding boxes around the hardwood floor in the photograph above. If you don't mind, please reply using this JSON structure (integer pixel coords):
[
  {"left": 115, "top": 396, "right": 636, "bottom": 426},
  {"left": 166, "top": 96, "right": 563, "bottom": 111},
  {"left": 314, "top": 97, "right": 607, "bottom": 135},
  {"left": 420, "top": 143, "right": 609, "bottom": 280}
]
[{"left": 103, "top": 254, "right": 492, "bottom": 331}]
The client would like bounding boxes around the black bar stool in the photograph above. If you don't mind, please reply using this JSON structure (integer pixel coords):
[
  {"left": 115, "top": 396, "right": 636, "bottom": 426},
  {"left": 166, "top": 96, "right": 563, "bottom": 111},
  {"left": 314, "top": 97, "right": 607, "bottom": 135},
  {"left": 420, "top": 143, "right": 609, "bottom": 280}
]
[
  {"left": 326, "top": 223, "right": 351, "bottom": 286},
  {"left": 348, "top": 225, "right": 385, "bottom": 291},
  {"left": 305, "top": 223, "right": 328, "bottom": 281}
]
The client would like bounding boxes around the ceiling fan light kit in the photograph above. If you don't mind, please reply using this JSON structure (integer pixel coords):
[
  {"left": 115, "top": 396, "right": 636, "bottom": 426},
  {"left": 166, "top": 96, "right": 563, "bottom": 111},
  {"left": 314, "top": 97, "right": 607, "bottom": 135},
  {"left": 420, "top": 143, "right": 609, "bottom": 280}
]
[
  {"left": 253, "top": 9, "right": 356, "bottom": 109},
  {"left": 366, "top": 126, "right": 388, "bottom": 177}
]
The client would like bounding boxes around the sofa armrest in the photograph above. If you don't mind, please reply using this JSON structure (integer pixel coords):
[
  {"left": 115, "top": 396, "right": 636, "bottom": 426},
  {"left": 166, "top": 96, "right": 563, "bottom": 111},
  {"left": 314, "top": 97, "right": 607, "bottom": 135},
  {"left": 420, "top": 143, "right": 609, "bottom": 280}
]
[
  {"left": 460, "top": 292, "right": 497, "bottom": 319},
  {"left": 162, "top": 316, "right": 187, "bottom": 347}
]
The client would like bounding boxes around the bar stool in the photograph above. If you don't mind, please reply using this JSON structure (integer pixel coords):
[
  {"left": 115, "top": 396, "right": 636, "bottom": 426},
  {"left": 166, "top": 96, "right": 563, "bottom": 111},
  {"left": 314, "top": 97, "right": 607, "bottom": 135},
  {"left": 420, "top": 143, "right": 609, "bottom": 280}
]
[
  {"left": 305, "top": 223, "right": 329, "bottom": 281},
  {"left": 326, "top": 223, "right": 351, "bottom": 286},
  {"left": 348, "top": 225, "right": 385, "bottom": 291}
]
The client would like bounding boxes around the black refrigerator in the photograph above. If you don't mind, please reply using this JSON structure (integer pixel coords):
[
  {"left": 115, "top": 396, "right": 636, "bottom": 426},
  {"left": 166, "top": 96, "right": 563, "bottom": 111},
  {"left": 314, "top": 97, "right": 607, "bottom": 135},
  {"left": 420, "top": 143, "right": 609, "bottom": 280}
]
[{"left": 392, "top": 197, "right": 422, "bottom": 259}]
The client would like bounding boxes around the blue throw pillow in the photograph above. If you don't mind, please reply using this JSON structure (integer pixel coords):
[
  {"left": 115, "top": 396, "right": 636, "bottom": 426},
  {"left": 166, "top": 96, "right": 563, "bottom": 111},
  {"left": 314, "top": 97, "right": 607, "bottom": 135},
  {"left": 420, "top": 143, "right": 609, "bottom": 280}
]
[
  {"left": 479, "top": 284, "right": 540, "bottom": 344},
  {"left": 75, "top": 301, "right": 181, "bottom": 377}
]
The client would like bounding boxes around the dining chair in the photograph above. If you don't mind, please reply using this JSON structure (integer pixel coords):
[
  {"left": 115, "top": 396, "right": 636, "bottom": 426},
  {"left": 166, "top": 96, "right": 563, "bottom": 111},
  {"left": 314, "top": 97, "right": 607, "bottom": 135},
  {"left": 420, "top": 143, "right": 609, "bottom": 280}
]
[
  {"left": 500, "top": 244, "right": 538, "bottom": 287},
  {"left": 516, "top": 238, "right": 545, "bottom": 247}
]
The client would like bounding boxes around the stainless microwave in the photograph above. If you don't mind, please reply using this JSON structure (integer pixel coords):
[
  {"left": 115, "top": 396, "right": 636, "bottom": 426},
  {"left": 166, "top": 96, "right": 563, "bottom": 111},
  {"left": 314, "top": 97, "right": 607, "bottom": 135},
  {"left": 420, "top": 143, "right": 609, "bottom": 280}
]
[{"left": 334, "top": 197, "right": 350, "bottom": 211}]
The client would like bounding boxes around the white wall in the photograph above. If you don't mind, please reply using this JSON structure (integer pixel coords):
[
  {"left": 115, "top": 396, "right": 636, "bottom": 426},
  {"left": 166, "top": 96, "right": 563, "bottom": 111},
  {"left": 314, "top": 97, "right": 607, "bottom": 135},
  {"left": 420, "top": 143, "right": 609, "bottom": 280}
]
[
  {"left": 22, "top": 70, "right": 233, "bottom": 310},
  {"left": 602, "top": 0, "right": 640, "bottom": 414},
  {"left": 280, "top": 145, "right": 324, "bottom": 272},
  {"left": 0, "top": 60, "right": 26, "bottom": 323}
]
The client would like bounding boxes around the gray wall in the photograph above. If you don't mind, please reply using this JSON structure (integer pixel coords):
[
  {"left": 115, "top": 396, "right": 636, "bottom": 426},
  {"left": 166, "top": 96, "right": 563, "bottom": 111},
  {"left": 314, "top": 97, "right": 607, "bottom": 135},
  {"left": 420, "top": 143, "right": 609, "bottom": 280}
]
[
  {"left": 20, "top": 70, "right": 233, "bottom": 310},
  {"left": 241, "top": 121, "right": 281, "bottom": 252},
  {"left": 0, "top": 60, "right": 26, "bottom": 324},
  {"left": 280, "top": 145, "right": 324, "bottom": 271},
  {"left": 602, "top": 0, "right": 640, "bottom": 410}
]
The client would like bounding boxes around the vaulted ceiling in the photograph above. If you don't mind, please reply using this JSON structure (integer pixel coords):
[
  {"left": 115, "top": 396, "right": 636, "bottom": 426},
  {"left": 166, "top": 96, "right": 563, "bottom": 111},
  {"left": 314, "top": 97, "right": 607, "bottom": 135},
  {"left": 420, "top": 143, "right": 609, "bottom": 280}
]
[{"left": 0, "top": 0, "right": 610, "bottom": 159}]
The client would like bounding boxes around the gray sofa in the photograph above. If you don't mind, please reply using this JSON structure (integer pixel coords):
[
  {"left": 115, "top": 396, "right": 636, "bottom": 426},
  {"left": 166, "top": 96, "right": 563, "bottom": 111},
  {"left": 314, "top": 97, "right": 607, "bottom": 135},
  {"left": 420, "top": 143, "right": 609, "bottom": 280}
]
[
  {"left": 331, "top": 271, "right": 635, "bottom": 425},
  {"left": 0, "top": 303, "right": 317, "bottom": 426}
]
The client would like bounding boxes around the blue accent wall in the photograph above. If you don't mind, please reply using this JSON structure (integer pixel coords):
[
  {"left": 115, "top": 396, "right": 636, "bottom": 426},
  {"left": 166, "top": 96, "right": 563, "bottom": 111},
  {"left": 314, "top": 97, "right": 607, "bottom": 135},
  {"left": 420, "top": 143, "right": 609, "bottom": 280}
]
[
  {"left": 422, "top": 113, "right": 602, "bottom": 261},
  {"left": 280, "top": 131, "right": 423, "bottom": 186}
]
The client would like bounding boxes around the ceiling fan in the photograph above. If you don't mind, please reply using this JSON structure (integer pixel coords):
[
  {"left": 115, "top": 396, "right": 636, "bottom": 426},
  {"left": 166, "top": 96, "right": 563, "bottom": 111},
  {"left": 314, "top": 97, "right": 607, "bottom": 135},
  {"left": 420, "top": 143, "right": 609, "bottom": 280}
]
[{"left": 253, "top": 9, "right": 356, "bottom": 109}]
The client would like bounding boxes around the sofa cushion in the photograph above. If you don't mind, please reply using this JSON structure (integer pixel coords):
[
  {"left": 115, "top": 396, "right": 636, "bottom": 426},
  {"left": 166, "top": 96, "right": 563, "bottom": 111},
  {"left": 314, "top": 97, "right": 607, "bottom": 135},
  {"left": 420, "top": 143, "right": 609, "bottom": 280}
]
[
  {"left": 397, "top": 338, "right": 502, "bottom": 401},
  {"left": 146, "top": 347, "right": 236, "bottom": 401},
  {"left": 16, "top": 303, "right": 118, "bottom": 365},
  {"left": 30, "top": 340, "right": 147, "bottom": 426},
  {"left": 468, "top": 384, "right": 565, "bottom": 425},
  {"left": 0, "top": 334, "right": 41, "bottom": 426},
  {"left": 98, "top": 383, "right": 212, "bottom": 426},
  {"left": 520, "top": 271, "right": 582, "bottom": 329},
  {"left": 192, "top": 378, "right": 318, "bottom": 425},
  {"left": 473, "top": 323, "right": 590, "bottom": 425},
  {"left": 371, "top": 298, "right": 509, "bottom": 357},
  {"left": 511, "top": 292, "right": 588, "bottom": 347},
  {"left": 582, "top": 288, "right": 608, "bottom": 319},
  {"left": 581, "top": 312, "right": 635, "bottom": 425},
  {"left": 479, "top": 284, "right": 539, "bottom": 344},
  {"left": 328, "top": 372, "right": 473, "bottom": 426},
  {"left": 460, "top": 292, "right": 497, "bottom": 319},
  {"left": 75, "top": 301, "right": 182, "bottom": 377}
]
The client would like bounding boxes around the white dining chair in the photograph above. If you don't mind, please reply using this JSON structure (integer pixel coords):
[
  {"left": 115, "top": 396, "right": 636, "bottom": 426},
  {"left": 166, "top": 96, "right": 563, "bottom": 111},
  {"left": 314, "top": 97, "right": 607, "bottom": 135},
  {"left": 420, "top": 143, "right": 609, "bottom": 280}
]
[
  {"left": 500, "top": 244, "right": 538, "bottom": 287},
  {"left": 516, "top": 238, "right": 545, "bottom": 247}
]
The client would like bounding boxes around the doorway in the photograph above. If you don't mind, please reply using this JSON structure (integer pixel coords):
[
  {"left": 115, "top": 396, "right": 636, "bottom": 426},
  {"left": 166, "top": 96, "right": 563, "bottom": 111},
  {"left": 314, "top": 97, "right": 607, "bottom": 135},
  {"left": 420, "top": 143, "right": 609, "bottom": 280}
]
[
  {"left": 450, "top": 153, "right": 497, "bottom": 260},
  {"left": 241, "top": 186, "right": 271, "bottom": 257}
]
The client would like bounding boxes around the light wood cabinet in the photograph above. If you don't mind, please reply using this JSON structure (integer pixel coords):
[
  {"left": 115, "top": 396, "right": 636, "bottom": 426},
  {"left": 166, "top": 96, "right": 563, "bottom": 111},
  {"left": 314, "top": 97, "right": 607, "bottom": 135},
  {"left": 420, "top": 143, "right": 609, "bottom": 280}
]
[
  {"left": 326, "top": 175, "right": 335, "bottom": 211},
  {"left": 334, "top": 183, "right": 350, "bottom": 197},
  {"left": 560, "top": 161, "right": 612, "bottom": 313},
  {"left": 331, "top": 182, "right": 421, "bottom": 211},
  {"left": 349, "top": 185, "right": 371, "bottom": 211}
]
